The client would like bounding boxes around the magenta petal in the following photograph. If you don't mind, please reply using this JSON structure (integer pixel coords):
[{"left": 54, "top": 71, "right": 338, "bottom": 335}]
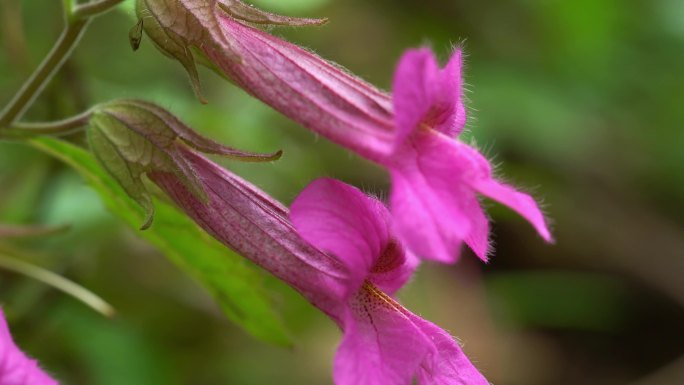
[
  {"left": 392, "top": 48, "right": 440, "bottom": 148},
  {"left": 369, "top": 246, "right": 420, "bottom": 295},
  {"left": 434, "top": 50, "right": 467, "bottom": 137},
  {"left": 0, "top": 310, "right": 58, "bottom": 385},
  {"left": 392, "top": 49, "right": 467, "bottom": 149},
  {"left": 290, "top": 178, "right": 390, "bottom": 288},
  {"left": 334, "top": 285, "right": 433, "bottom": 385},
  {"left": 290, "top": 178, "right": 416, "bottom": 295},
  {"left": 388, "top": 131, "right": 550, "bottom": 263},
  {"left": 389, "top": 136, "right": 473, "bottom": 263},
  {"left": 390, "top": 169, "right": 466, "bottom": 263},
  {"left": 473, "top": 179, "right": 553, "bottom": 243},
  {"left": 407, "top": 314, "right": 490, "bottom": 385},
  {"left": 334, "top": 285, "right": 490, "bottom": 385},
  {"left": 461, "top": 193, "right": 491, "bottom": 262}
]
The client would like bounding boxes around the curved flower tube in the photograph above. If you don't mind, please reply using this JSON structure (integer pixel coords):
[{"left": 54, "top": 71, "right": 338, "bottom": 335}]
[
  {"left": 150, "top": 152, "right": 489, "bottom": 384},
  {"left": 83, "top": 99, "right": 487, "bottom": 383},
  {"left": 150, "top": 148, "right": 350, "bottom": 317},
  {"left": 291, "top": 178, "right": 488, "bottom": 384}
]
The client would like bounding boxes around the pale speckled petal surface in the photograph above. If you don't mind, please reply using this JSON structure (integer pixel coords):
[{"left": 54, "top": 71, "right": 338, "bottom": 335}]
[
  {"left": 334, "top": 285, "right": 432, "bottom": 385},
  {"left": 335, "top": 284, "right": 489, "bottom": 385},
  {"left": 0, "top": 310, "right": 58, "bottom": 385},
  {"left": 408, "top": 313, "right": 490, "bottom": 385}
]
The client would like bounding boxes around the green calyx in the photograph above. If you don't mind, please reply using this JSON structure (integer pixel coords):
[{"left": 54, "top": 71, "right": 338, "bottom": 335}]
[
  {"left": 131, "top": 0, "right": 327, "bottom": 103},
  {"left": 216, "top": 0, "right": 327, "bottom": 26},
  {"left": 87, "top": 100, "right": 281, "bottom": 230}
]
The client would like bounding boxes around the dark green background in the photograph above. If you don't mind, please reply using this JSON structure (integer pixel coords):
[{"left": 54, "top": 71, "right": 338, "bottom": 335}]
[{"left": 1, "top": 0, "right": 683, "bottom": 384}]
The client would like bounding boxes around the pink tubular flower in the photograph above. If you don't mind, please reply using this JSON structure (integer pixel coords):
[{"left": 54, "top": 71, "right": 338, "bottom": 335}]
[
  {"left": 291, "top": 178, "right": 488, "bottom": 385},
  {"left": 85, "top": 100, "right": 486, "bottom": 383},
  {"left": 149, "top": 148, "right": 350, "bottom": 317},
  {"left": 211, "top": 13, "right": 553, "bottom": 262},
  {"left": 150, "top": 153, "right": 489, "bottom": 384},
  {"left": 386, "top": 49, "right": 553, "bottom": 262},
  {"left": 135, "top": 0, "right": 552, "bottom": 263},
  {"left": 0, "top": 310, "right": 58, "bottom": 385}
]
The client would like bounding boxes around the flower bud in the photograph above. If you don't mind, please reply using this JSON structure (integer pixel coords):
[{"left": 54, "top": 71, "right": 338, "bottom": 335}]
[
  {"left": 87, "top": 99, "right": 280, "bottom": 229},
  {"left": 133, "top": 0, "right": 325, "bottom": 102}
]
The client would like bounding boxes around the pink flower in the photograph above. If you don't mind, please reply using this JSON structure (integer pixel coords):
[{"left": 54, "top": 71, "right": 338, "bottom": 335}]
[
  {"left": 0, "top": 310, "right": 58, "bottom": 385},
  {"left": 138, "top": 0, "right": 552, "bottom": 263},
  {"left": 207, "top": 11, "right": 553, "bottom": 262},
  {"left": 84, "top": 99, "right": 488, "bottom": 384},
  {"left": 291, "top": 178, "right": 489, "bottom": 385},
  {"left": 150, "top": 152, "right": 489, "bottom": 384},
  {"left": 149, "top": 148, "right": 350, "bottom": 318},
  {"left": 386, "top": 49, "right": 552, "bottom": 262}
]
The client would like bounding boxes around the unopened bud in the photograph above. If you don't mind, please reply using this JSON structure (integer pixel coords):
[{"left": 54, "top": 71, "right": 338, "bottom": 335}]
[
  {"left": 133, "top": 0, "right": 326, "bottom": 103},
  {"left": 87, "top": 99, "right": 281, "bottom": 229}
]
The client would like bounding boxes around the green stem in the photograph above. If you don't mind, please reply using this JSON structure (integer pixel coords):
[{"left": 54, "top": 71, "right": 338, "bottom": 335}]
[
  {"left": 2, "top": 109, "right": 92, "bottom": 138},
  {"left": 0, "top": 253, "right": 115, "bottom": 317},
  {"left": 73, "top": 0, "right": 126, "bottom": 19},
  {"left": 0, "top": 20, "right": 88, "bottom": 127},
  {"left": 0, "top": 0, "right": 124, "bottom": 128}
]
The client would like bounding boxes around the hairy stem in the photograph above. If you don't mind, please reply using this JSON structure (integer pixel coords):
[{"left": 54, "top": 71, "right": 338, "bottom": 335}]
[
  {"left": 0, "top": 0, "right": 124, "bottom": 128},
  {"left": 1, "top": 109, "right": 92, "bottom": 138},
  {"left": 73, "top": 0, "right": 126, "bottom": 19},
  {"left": 0, "top": 253, "right": 115, "bottom": 317},
  {"left": 0, "top": 20, "right": 88, "bottom": 127}
]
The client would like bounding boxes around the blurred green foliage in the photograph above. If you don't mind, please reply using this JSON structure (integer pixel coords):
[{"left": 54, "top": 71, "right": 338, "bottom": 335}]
[
  {"left": 1, "top": 0, "right": 683, "bottom": 384},
  {"left": 32, "top": 137, "right": 292, "bottom": 346}
]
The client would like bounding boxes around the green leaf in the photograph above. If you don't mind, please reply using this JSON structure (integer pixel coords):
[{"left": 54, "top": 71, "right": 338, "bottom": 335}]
[{"left": 30, "top": 137, "right": 292, "bottom": 346}]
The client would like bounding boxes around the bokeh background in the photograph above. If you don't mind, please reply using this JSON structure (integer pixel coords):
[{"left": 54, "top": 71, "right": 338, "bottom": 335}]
[{"left": 1, "top": 0, "right": 683, "bottom": 384}]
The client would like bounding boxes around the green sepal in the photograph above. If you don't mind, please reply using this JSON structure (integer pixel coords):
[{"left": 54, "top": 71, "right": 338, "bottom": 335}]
[
  {"left": 100, "top": 100, "right": 282, "bottom": 162},
  {"left": 129, "top": 18, "right": 144, "bottom": 51},
  {"left": 31, "top": 137, "right": 293, "bottom": 346},
  {"left": 133, "top": 0, "right": 327, "bottom": 102},
  {"left": 88, "top": 112, "right": 167, "bottom": 229},
  {"left": 86, "top": 100, "right": 281, "bottom": 229},
  {"left": 217, "top": 0, "right": 328, "bottom": 26},
  {"left": 135, "top": 0, "right": 207, "bottom": 103}
]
